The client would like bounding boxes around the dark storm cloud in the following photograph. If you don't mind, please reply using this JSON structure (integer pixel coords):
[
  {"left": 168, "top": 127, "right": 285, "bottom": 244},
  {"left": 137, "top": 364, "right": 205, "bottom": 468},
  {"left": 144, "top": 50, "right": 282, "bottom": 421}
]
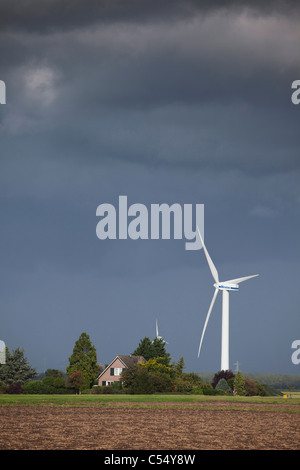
[
  {"left": 1, "top": 0, "right": 300, "bottom": 33},
  {"left": 1, "top": 4, "right": 299, "bottom": 176}
]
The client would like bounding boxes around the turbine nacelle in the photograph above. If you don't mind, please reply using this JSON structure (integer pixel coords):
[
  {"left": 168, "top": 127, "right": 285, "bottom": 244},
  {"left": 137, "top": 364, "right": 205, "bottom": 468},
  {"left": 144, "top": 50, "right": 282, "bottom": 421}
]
[
  {"left": 214, "top": 283, "right": 239, "bottom": 291},
  {"left": 214, "top": 274, "right": 259, "bottom": 292}
]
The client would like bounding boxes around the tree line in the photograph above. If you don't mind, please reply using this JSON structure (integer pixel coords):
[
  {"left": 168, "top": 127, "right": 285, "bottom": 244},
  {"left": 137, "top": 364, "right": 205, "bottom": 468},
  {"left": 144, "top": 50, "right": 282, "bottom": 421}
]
[
  {"left": 0, "top": 332, "right": 100, "bottom": 394},
  {"left": 0, "top": 332, "right": 289, "bottom": 395}
]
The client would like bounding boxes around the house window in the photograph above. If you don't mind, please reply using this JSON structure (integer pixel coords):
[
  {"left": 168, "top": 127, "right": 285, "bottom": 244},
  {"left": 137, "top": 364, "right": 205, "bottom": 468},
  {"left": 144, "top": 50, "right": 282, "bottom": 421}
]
[{"left": 110, "top": 367, "right": 125, "bottom": 376}]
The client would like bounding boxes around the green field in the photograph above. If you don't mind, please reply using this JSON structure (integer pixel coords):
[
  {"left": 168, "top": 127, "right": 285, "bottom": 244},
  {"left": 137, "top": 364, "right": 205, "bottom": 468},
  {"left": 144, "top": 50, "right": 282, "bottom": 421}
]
[{"left": 1, "top": 393, "right": 300, "bottom": 407}]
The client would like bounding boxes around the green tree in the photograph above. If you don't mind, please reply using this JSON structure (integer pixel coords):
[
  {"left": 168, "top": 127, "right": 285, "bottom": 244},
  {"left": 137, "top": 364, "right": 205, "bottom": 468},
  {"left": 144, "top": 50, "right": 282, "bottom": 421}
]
[
  {"left": 132, "top": 336, "right": 171, "bottom": 364},
  {"left": 151, "top": 338, "right": 171, "bottom": 364},
  {"left": 132, "top": 337, "right": 153, "bottom": 361},
  {"left": 45, "top": 368, "right": 64, "bottom": 378},
  {"left": 67, "top": 370, "right": 87, "bottom": 394},
  {"left": 212, "top": 370, "right": 235, "bottom": 389},
  {"left": 148, "top": 371, "right": 173, "bottom": 393},
  {"left": 254, "top": 380, "right": 268, "bottom": 396},
  {"left": 174, "top": 372, "right": 208, "bottom": 394},
  {"left": 66, "top": 333, "right": 100, "bottom": 388},
  {"left": 215, "top": 378, "right": 231, "bottom": 393},
  {"left": 141, "top": 357, "right": 173, "bottom": 376},
  {"left": 121, "top": 364, "right": 153, "bottom": 394},
  {"left": 233, "top": 371, "right": 246, "bottom": 396},
  {"left": 121, "top": 362, "right": 173, "bottom": 394},
  {"left": 0, "top": 347, "right": 36, "bottom": 385},
  {"left": 173, "top": 356, "right": 185, "bottom": 377},
  {"left": 244, "top": 377, "right": 267, "bottom": 396}
]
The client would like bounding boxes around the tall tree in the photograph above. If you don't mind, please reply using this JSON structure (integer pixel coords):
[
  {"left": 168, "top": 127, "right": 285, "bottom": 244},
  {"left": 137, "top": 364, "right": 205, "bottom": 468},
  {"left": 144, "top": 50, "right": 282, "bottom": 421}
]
[
  {"left": 132, "top": 336, "right": 171, "bottom": 363},
  {"left": 233, "top": 371, "right": 246, "bottom": 396},
  {"left": 173, "top": 356, "right": 185, "bottom": 377},
  {"left": 151, "top": 337, "right": 171, "bottom": 365},
  {"left": 0, "top": 347, "right": 36, "bottom": 385},
  {"left": 132, "top": 337, "right": 153, "bottom": 361},
  {"left": 66, "top": 333, "right": 100, "bottom": 388}
]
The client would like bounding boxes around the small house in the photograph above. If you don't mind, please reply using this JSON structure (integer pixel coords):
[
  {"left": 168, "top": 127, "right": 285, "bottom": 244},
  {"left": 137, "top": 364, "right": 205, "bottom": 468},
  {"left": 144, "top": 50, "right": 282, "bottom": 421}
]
[{"left": 97, "top": 355, "right": 146, "bottom": 386}]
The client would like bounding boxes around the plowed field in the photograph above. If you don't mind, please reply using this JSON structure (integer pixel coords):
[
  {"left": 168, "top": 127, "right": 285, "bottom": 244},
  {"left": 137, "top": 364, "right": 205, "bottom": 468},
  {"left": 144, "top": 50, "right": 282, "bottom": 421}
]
[{"left": 0, "top": 401, "right": 299, "bottom": 450}]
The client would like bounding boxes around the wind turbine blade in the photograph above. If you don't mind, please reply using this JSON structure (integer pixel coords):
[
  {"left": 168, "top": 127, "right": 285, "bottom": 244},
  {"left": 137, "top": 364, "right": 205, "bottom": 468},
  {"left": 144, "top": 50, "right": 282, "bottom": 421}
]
[
  {"left": 156, "top": 319, "right": 159, "bottom": 337},
  {"left": 197, "top": 227, "right": 219, "bottom": 284},
  {"left": 198, "top": 288, "right": 219, "bottom": 358},
  {"left": 224, "top": 274, "right": 259, "bottom": 284}
]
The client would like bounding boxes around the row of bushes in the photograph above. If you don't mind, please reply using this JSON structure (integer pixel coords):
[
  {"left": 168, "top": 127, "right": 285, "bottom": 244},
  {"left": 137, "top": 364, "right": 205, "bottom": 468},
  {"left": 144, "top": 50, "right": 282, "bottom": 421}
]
[
  {"left": 91, "top": 384, "right": 229, "bottom": 395},
  {"left": 89, "top": 361, "right": 237, "bottom": 395},
  {"left": 23, "top": 377, "right": 70, "bottom": 394},
  {"left": 0, "top": 376, "right": 72, "bottom": 395},
  {"left": 91, "top": 367, "right": 279, "bottom": 396},
  {"left": 0, "top": 361, "right": 280, "bottom": 397}
]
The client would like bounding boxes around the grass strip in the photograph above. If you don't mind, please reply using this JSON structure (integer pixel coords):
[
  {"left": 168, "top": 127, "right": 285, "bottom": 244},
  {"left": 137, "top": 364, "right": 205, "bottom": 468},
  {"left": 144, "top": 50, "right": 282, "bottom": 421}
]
[{"left": 0, "top": 394, "right": 300, "bottom": 410}]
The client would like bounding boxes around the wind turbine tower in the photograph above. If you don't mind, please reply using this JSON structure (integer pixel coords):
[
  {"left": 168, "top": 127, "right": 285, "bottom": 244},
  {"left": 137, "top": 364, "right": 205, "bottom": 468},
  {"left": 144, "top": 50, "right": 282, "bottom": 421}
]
[{"left": 197, "top": 227, "right": 258, "bottom": 371}]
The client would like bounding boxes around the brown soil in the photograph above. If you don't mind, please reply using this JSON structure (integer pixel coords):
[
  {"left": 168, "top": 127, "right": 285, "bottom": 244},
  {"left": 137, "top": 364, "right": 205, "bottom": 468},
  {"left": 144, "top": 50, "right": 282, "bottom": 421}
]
[{"left": 0, "top": 402, "right": 299, "bottom": 450}]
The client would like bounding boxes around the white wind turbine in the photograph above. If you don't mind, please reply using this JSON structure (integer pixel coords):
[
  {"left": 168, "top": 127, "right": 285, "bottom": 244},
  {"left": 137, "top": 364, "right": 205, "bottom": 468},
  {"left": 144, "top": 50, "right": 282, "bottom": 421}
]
[{"left": 197, "top": 227, "right": 258, "bottom": 371}]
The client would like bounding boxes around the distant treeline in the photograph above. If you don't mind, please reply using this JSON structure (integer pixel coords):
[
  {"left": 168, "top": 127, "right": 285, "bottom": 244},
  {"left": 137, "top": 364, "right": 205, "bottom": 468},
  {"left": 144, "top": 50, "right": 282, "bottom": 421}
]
[{"left": 199, "top": 372, "right": 300, "bottom": 390}]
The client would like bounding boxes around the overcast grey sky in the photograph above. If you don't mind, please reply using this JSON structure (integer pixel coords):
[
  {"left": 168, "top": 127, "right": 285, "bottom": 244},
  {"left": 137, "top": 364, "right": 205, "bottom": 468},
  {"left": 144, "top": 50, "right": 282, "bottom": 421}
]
[{"left": 0, "top": 0, "right": 299, "bottom": 375}]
